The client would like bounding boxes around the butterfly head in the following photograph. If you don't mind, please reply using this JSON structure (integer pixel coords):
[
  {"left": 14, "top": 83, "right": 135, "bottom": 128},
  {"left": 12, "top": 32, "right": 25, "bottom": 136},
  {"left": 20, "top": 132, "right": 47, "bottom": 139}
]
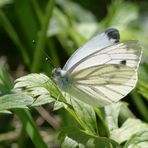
[{"left": 51, "top": 68, "right": 69, "bottom": 89}]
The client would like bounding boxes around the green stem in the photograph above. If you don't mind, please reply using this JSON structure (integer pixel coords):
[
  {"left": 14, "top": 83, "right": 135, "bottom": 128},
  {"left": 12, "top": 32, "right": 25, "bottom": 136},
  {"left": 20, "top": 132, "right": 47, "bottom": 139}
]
[
  {"left": 31, "top": 0, "right": 43, "bottom": 23},
  {"left": 32, "top": 0, "right": 55, "bottom": 72},
  {"left": 17, "top": 126, "right": 26, "bottom": 148},
  {"left": 14, "top": 109, "right": 48, "bottom": 148}
]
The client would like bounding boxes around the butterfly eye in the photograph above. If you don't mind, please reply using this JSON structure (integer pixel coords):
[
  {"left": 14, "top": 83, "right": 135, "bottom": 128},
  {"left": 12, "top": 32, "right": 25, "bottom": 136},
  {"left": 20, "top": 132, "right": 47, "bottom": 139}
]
[
  {"left": 105, "top": 28, "right": 120, "bottom": 43},
  {"left": 52, "top": 68, "right": 62, "bottom": 77}
]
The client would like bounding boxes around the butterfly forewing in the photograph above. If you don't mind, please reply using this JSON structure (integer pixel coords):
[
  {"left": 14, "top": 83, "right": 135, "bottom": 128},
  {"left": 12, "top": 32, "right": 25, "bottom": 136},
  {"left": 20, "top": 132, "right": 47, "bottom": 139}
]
[
  {"left": 69, "top": 41, "right": 141, "bottom": 73},
  {"left": 63, "top": 28, "right": 120, "bottom": 71}
]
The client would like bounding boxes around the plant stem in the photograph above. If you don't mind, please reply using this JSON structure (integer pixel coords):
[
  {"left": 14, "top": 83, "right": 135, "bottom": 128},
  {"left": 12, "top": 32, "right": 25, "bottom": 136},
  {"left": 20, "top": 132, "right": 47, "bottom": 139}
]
[
  {"left": 0, "top": 10, "right": 30, "bottom": 66},
  {"left": 15, "top": 109, "right": 48, "bottom": 148},
  {"left": 32, "top": 0, "right": 55, "bottom": 72}
]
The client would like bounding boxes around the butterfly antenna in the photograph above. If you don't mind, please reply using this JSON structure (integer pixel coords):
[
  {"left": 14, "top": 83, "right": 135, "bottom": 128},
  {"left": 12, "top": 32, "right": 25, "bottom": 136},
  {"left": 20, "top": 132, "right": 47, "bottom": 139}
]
[
  {"left": 43, "top": 51, "right": 56, "bottom": 69},
  {"left": 32, "top": 40, "right": 56, "bottom": 69}
]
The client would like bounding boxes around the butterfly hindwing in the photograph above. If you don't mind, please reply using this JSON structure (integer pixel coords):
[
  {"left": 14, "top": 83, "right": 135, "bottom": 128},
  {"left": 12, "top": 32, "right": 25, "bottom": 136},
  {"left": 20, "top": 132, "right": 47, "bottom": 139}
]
[{"left": 67, "top": 41, "right": 142, "bottom": 106}]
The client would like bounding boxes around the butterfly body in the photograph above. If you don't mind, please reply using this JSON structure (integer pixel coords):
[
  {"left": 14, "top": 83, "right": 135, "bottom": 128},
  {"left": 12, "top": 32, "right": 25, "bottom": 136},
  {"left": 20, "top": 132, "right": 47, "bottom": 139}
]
[{"left": 52, "top": 28, "right": 142, "bottom": 107}]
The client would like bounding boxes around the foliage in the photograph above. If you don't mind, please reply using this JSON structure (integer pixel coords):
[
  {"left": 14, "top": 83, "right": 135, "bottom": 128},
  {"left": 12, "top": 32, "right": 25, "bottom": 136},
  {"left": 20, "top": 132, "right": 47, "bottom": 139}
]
[
  {"left": 0, "top": 0, "right": 148, "bottom": 147},
  {"left": 13, "top": 73, "right": 148, "bottom": 147}
]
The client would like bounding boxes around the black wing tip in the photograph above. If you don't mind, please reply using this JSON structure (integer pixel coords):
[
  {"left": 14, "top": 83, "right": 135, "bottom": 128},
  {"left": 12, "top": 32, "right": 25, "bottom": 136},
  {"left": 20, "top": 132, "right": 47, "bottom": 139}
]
[{"left": 105, "top": 28, "right": 120, "bottom": 43}]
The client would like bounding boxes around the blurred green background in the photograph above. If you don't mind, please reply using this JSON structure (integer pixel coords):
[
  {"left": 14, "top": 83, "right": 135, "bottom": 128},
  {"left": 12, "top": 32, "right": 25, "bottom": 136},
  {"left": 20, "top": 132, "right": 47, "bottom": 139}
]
[{"left": 0, "top": 0, "right": 148, "bottom": 147}]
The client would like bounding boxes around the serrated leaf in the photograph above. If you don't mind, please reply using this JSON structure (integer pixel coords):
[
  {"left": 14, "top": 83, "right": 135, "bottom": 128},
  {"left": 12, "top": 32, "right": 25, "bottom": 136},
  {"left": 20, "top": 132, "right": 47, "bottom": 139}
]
[
  {"left": 15, "top": 73, "right": 50, "bottom": 88},
  {"left": 28, "top": 87, "right": 55, "bottom": 106},
  {"left": 124, "top": 129, "right": 148, "bottom": 148},
  {"left": 59, "top": 126, "right": 91, "bottom": 148},
  {"left": 31, "top": 94, "right": 54, "bottom": 107},
  {"left": 70, "top": 99, "right": 97, "bottom": 135},
  {"left": 0, "top": 65, "right": 13, "bottom": 95},
  {"left": 62, "top": 136, "right": 85, "bottom": 148},
  {"left": 53, "top": 101, "right": 67, "bottom": 111},
  {"left": 110, "top": 118, "right": 148, "bottom": 144},
  {"left": 15, "top": 73, "right": 61, "bottom": 106},
  {"left": 59, "top": 126, "right": 120, "bottom": 148},
  {"left": 105, "top": 102, "right": 122, "bottom": 131},
  {"left": 0, "top": 92, "right": 33, "bottom": 111}
]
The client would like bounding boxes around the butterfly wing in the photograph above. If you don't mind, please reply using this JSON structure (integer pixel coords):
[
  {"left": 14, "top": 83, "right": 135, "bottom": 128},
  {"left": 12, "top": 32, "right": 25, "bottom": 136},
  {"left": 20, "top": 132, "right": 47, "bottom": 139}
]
[
  {"left": 67, "top": 41, "right": 142, "bottom": 107},
  {"left": 63, "top": 28, "right": 120, "bottom": 71}
]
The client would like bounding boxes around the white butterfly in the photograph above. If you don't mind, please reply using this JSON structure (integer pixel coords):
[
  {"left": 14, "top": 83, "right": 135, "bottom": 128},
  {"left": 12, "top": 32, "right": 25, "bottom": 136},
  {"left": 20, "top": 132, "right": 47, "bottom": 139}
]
[{"left": 52, "top": 28, "right": 142, "bottom": 107}]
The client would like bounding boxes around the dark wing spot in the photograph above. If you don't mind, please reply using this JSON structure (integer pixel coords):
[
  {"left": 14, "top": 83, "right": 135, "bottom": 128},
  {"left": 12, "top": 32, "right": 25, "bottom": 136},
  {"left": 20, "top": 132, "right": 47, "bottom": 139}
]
[
  {"left": 120, "top": 60, "right": 126, "bottom": 65},
  {"left": 105, "top": 28, "right": 120, "bottom": 43}
]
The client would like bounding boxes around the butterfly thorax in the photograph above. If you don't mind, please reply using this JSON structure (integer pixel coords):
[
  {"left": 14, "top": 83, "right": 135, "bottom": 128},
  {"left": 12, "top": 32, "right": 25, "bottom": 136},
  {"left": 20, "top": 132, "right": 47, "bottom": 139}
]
[{"left": 52, "top": 68, "right": 70, "bottom": 90}]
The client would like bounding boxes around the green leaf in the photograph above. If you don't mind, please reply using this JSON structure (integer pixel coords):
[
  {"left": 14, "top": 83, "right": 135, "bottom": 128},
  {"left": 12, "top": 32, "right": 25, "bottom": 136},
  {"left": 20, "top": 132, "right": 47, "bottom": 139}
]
[
  {"left": 0, "top": 65, "right": 13, "bottom": 95},
  {"left": 15, "top": 73, "right": 50, "bottom": 89},
  {"left": 138, "top": 64, "right": 148, "bottom": 82},
  {"left": 130, "top": 90, "right": 148, "bottom": 122},
  {"left": 15, "top": 73, "right": 56, "bottom": 106},
  {"left": 105, "top": 102, "right": 122, "bottom": 131},
  {"left": 70, "top": 99, "right": 97, "bottom": 135},
  {"left": 94, "top": 137, "right": 120, "bottom": 148},
  {"left": 0, "top": 92, "right": 33, "bottom": 111},
  {"left": 62, "top": 136, "right": 83, "bottom": 148},
  {"left": 0, "top": 0, "right": 12, "bottom": 7},
  {"left": 15, "top": 109, "right": 48, "bottom": 148},
  {"left": 30, "top": 87, "right": 55, "bottom": 106},
  {"left": 57, "top": 0, "right": 97, "bottom": 23},
  {"left": 101, "top": 0, "right": 138, "bottom": 29},
  {"left": 138, "top": 80, "right": 148, "bottom": 101},
  {"left": 56, "top": 0, "right": 98, "bottom": 40},
  {"left": 0, "top": 10, "right": 30, "bottom": 66},
  {"left": 59, "top": 126, "right": 120, "bottom": 148},
  {"left": 0, "top": 66, "right": 33, "bottom": 112},
  {"left": 0, "top": 110, "right": 12, "bottom": 114},
  {"left": 48, "top": 7, "right": 88, "bottom": 55},
  {"left": 64, "top": 137, "right": 85, "bottom": 148},
  {"left": 47, "top": 8, "right": 69, "bottom": 37},
  {"left": 124, "top": 129, "right": 148, "bottom": 148},
  {"left": 58, "top": 126, "right": 92, "bottom": 148},
  {"left": 15, "top": 73, "right": 98, "bottom": 135},
  {"left": 14, "top": 0, "right": 38, "bottom": 51},
  {"left": 53, "top": 101, "right": 66, "bottom": 111},
  {"left": 68, "top": 27, "right": 87, "bottom": 47},
  {"left": 110, "top": 118, "right": 148, "bottom": 144},
  {"left": 73, "top": 22, "right": 98, "bottom": 39},
  {"left": 14, "top": 73, "right": 67, "bottom": 106},
  {"left": 94, "top": 107, "right": 110, "bottom": 137}
]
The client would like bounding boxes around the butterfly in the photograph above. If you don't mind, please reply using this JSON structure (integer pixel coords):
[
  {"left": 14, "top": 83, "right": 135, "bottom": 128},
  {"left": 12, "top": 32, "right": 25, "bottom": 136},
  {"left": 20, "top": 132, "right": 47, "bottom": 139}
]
[{"left": 52, "top": 28, "right": 142, "bottom": 107}]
